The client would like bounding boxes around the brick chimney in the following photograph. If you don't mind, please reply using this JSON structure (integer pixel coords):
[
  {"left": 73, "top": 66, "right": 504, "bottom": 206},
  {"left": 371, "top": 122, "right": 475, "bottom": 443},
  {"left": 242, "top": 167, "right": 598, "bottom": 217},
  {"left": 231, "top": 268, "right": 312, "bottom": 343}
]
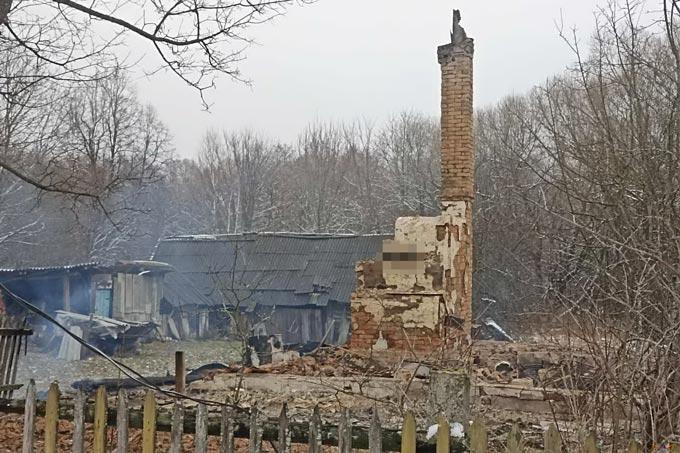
[
  {"left": 438, "top": 10, "right": 474, "bottom": 337},
  {"left": 438, "top": 10, "right": 474, "bottom": 202}
]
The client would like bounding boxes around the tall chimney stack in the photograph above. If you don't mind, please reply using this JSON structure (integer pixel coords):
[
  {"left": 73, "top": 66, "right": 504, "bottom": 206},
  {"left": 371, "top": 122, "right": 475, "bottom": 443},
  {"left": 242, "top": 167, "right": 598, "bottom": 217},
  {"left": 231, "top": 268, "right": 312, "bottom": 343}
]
[
  {"left": 438, "top": 10, "right": 474, "bottom": 337},
  {"left": 438, "top": 10, "right": 474, "bottom": 202}
]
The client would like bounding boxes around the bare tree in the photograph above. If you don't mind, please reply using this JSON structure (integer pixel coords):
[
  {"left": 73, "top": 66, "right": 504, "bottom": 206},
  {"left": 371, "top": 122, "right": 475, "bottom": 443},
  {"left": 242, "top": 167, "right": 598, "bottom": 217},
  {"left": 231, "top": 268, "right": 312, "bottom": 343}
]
[
  {"left": 475, "top": 0, "right": 680, "bottom": 446},
  {"left": 0, "top": 0, "right": 312, "bottom": 197},
  {"left": 284, "top": 122, "right": 353, "bottom": 232},
  {"left": 196, "top": 129, "right": 279, "bottom": 233},
  {"left": 377, "top": 111, "right": 440, "bottom": 218}
]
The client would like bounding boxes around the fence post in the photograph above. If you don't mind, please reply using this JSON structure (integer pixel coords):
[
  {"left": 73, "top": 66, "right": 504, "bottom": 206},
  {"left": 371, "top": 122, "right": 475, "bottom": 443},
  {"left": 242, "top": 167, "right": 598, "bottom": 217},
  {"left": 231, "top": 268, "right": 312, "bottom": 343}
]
[
  {"left": 436, "top": 415, "right": 450, "bottom": 453},
  {"left": 220, "top": 402, "right": 234, "bottom": 453},
  {"left": 249, "top": 405, "right": 262, "bottom": 453},
  {"left": 21, "top": 379, "right": 35, "bottom": 453},
  {"left": 544, "top": 424, "right": 561, "bottom": 453},
  {"left": 308, "top": 405, "right": 322, "bottom": 453},
  {"left": 368, "top": 408, "right": 382, "bottom": 453},
  {"left": 338, "top": 408, "right": 352, "bottom": 453},
  {"left": 142, "top": 390, "right": 157, "bottom": 453},
  {"left": 44, "top": 382, "right": 60, "bottom": 453},
  {"left": 279, "top": 403, "right": 291, "bottom": 453},
  {"left": 116, "top": 389, "right": 129, "bottom": 453},
  {"left": 72, "top": 389, "right": 86, "bottom": 453},
  {"left": 175, "top": 351, "right": 185, "bottom": 393},
  {"left": 582, "top": 432, "right": 600, "bottom": 453},
  {"left": 469, "top": 417, "right": 487, "bottom": 453},
  {"left": 196, "top": 403, "right": 209, "bottom": 453},
  {"left": 627, "top": 440, "right": 643, "bottom": 453},
  {"left": 170, "top": 400, "right": 184, "bottom": 453},
  {"left": 401, "top": 411, "right": 416, "bottom": 453},
  {"left": 506, "top": 423, "right": 524, "bottom": 453},
  {"left": 93, "top": 385, "right": 107, "bottom": 453}
]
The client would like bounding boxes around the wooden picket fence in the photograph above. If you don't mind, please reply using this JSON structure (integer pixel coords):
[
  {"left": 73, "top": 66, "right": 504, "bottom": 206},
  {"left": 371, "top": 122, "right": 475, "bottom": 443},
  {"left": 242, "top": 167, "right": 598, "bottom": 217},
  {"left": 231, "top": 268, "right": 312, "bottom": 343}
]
[
  {"left": 16, "top": 380, "right": 647, "bottom": 453},
  {"left": 0, "top": 317, "right": 32, "bottom": 399}
]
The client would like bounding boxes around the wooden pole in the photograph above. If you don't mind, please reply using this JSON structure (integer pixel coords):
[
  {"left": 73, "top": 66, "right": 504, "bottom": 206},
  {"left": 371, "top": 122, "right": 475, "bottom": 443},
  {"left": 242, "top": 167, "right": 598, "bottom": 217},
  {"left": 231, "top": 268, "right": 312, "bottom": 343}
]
[
  {"left": 368, "top": 408, "right": 382, "bottom": 453},
  {"left": 44, "top": 382, "right": 59, "bottom": 453},
  {"left": 142, "top": 391, "right": 157, "bottom": 453},
  {"left": 117, "top": 389, "right": 129, "bottom": 453},
  {"left": 469, "top": 417, "right": 487, "bottom": 453},
  {"left": 63, "top": 276, "right": 71, "bottom": 311},
  {"left": 401, "top": 412, "right": 416, "bottom": 453},
  {"left": 249, "top": 405, "right": 262, "bottom": 453},
  {"left": 506, "top": 423, "right": 524, "bottom": 453},
  {"left": 170, "top": 400, "right": 184, "bottom": 453},
  {"left": 308, "top": 405, "right": 322, "bottom": 453},
  {"left": 220, "top": 402, "right": 234, "bottom": 453},
  {"left": 436, "top": 415, "right": 450, "bottom": 453},
  {"left": 20, "top": 380, "right": 35, "bottom": 453},
  {"left": 72, "top": 390, "right": 86, "bottom": 453},
  {"left": 175, "top": 350, "right": 185, "bottom": 393},
  {"left": 338, "top": 408, "right": 351, "bottom": 453},
  {"left": 278, "top": 403, "right": 291, "bottom": 453},
  {"left": 196, "top": 403, "right": 209, "bottom": 453},
  {"left": 544, "top": 424, "right": 561, "bottom": 453},
  {"left": 93, "top": 386, "right": 108, "bottom": 453}
]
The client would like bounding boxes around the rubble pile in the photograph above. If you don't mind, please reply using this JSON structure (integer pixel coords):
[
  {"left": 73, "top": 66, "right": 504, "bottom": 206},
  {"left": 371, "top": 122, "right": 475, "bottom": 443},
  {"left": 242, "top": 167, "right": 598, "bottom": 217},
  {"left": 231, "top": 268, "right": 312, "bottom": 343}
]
[{"left": 211, "top": 347, "right": 395, "bottom": 378}]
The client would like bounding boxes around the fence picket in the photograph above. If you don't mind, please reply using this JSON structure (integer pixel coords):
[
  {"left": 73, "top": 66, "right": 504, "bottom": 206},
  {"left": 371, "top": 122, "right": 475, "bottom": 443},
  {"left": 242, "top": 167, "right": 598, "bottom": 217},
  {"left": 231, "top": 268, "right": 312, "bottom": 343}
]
[
  {"left": 436, "top": 415, "right": 450, "bottom": 453},
  {"left": 368, "top": 408, "right": 381, "bottom": 453},
  {"left": 338, "top": 408, "right": 352, "bottom": 453},
  {"left": 278, "top": 403, "right": 291, "bottom": 453},
  {"left": 249, "top": 405, "right": 262, "bottom": 453},
  {"left": 582, "top": 432, "right": 600, "bottom": 453},
  {"left": 308, "top": 405, "right": 322, "bottom": 453},
  {"left": 196, "top": 403, "right": 209, "bottom": 453},
  {"left": 72, "top": 390, "right": 86, "bottom": 453},
  {"left": 469, "top": 417, "right": 487, "bottom": 453},
  {"left": 142, "top": 390, "right": 157, "bottom": 453},
  {"left": 20, "top": 379, "right": 35, "bottom": 453},
  {"left": 401, "top": 411, "right": 416, "bottom": 453},
  {"left": 44, "top": 382, "right": 59, "bottom": 453},
  {"left": 627, "top": 440, "right": 643, "bottom": 453},
  {"left": 170, "top": 400, "right": 184, "bottom": 453},
  {"left": 116, "top": 389, "right": 129, "bottom": 453},
  {"left": 506, "top": 423, "right": 524, "bottom": 453},
  {"left": 544, "top": 424, "right": 560, "bottom": 453},
  {"left": 12, "top": 385, "right": 658, "bottom": 453},
  {"left": 93, "top": 386, "right": 107, "bottom": 453},
  {"left": 220, "top": 403, "right": 234, "bottom": 453}
]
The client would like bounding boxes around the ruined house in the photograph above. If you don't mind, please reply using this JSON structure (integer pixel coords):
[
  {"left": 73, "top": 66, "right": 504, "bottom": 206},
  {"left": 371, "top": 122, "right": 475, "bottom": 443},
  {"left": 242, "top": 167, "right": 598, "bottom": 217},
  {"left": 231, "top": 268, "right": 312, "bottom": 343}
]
[
  {"left": 0, "top": 261, "right": 171, "bottom": 322},
  {"left": 349, "top": 12, "right": 475, "bottom": 360},
  {"left": 0, "top": 261, "right": 172, "bottom": 358},
  {"left": 152, "top": 233, "right": 388, "bottom": 345}
]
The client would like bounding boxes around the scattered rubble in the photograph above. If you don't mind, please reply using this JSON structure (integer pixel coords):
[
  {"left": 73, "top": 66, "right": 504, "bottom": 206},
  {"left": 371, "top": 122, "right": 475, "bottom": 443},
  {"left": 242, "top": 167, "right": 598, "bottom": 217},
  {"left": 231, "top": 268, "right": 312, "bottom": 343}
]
[{"left": 52, "top": 310, "right": 157, "bottom": 360}]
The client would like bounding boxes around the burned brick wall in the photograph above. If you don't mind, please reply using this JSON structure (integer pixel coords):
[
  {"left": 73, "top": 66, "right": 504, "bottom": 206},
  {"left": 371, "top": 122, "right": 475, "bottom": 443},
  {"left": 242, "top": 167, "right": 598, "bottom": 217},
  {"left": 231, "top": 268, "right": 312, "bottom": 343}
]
[{"left": 349, "top": 11, "right": 474, "bottom": 359}]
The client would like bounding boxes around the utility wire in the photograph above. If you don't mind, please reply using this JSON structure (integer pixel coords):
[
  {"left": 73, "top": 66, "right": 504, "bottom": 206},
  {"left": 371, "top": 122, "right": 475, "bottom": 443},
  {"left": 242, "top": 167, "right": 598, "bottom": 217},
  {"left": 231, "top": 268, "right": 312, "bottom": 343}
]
[{"left": 0, "top": 282, "right": 236, "bottom": 409}]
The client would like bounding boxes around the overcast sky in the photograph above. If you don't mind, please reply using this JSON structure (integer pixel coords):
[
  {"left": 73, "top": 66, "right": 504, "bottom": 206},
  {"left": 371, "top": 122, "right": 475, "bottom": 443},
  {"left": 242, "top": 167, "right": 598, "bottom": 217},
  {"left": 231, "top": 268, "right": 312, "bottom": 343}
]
[{"left": 133, "top": 1, "right": 601, "bottom": 158}]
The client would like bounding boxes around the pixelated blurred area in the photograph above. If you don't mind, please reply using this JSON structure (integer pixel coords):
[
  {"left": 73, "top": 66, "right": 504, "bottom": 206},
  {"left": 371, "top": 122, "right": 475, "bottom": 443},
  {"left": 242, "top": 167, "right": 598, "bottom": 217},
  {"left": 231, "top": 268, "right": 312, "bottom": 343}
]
[{"left": 381, "top": 240, "right": 426, "bottom": 275}]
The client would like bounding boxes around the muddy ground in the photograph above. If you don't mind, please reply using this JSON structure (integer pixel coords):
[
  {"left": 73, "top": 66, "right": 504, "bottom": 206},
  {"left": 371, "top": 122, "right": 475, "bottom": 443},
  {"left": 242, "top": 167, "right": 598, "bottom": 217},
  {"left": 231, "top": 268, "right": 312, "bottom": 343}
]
[{"left": 15, "top": 339, "right": 243, "bottom": 392}]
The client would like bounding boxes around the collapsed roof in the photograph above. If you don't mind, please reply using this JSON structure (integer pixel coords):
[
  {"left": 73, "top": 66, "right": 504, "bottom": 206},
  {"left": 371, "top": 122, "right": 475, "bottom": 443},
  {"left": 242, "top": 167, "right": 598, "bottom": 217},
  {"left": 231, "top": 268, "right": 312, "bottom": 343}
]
[{"left": 153, "top": 233, "right": 389, "bottom": 310}]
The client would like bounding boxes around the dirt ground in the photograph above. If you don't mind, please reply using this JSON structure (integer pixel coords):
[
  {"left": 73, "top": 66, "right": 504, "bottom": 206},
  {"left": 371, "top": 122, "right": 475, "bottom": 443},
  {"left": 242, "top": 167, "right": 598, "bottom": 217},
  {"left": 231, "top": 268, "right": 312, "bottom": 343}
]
[{"left": 15, "top": 339, "right": 242, "bottom": 392}]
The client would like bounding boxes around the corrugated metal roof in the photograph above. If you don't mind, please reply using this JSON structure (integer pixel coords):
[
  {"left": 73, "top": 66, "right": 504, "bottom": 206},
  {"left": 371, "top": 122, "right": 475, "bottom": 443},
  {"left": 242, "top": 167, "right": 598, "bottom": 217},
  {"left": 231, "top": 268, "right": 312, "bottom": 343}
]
[
  {"left": 0, "top": 262, "right": 104, "bottom": 275},
  {"left": 153, "top": 232, "right": 390, "bottom": 308}
]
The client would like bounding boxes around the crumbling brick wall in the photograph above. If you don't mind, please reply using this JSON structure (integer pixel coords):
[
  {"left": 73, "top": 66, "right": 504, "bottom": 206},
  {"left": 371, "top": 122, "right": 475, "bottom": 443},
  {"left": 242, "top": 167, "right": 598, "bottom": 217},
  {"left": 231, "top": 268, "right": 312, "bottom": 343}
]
[{"left": 349, "top": 11, "right": 474, "bottom": 359}]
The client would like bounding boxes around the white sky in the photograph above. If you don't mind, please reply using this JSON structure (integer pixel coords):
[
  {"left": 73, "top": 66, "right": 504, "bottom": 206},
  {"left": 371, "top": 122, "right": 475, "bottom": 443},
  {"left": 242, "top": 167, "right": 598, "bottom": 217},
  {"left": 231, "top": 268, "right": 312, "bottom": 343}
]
[{"left": 133, "top": 1, "right": 601, "bottom": 158}]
